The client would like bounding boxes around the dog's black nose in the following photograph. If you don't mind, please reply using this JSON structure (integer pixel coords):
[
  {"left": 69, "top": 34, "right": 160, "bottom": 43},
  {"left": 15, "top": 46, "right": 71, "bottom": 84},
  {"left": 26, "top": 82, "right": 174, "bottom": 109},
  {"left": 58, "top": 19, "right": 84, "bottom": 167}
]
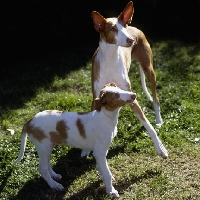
[{"left": 131, "top": 93, "right": 136, "bottom": 100}]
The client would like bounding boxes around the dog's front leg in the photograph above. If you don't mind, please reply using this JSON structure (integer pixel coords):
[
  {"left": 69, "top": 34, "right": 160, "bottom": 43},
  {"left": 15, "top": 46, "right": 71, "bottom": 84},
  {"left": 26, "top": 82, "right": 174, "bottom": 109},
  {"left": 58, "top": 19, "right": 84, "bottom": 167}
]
[
  {"left": 130, "top": 100, "right": 168, "bottom": 159},
  {"left": 93, "top": 147, "right": 119, "bottom": 198}
]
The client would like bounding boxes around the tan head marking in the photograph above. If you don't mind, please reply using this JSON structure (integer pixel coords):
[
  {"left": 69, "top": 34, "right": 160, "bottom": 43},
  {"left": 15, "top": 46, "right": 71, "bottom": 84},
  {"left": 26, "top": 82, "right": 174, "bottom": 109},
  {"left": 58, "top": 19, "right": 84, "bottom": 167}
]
[{"left": 77, "top": 112, "right": 90, "bottom": 115}]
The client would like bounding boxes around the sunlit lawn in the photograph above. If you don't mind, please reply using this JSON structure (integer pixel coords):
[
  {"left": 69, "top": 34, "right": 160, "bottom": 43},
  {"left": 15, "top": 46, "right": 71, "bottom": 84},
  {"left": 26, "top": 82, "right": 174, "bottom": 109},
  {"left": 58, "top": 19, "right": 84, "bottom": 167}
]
[{"left": 0, "top": 40, "right": 200, "bottom": 199}]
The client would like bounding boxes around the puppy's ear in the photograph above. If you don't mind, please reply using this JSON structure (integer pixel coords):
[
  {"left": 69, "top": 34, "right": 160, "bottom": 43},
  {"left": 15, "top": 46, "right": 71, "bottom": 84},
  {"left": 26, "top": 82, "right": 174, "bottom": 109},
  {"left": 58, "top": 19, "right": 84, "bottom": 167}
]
[
  {"left": 94, "top": 92, "right": 107, "bottom": 111},
  {"left": 118, "top": 1, "right": 134, "bottom": 25},
  {"left": 94, "top": 98, "right": 102, "bottom": 111},
  {"left": 91, "top": 11, "right": 106, "bottom": 33},
  {"left": 101, "top": 94, "right": 107, "bottom": 105}
]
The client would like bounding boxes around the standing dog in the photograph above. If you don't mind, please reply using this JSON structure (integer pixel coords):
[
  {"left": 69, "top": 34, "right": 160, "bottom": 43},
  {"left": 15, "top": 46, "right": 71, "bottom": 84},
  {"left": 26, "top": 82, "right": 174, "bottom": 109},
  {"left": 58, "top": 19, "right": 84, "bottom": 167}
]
[
  {"left": 81, "top": 1, "right": 168, "bottom": 158},
  {"left": 13, "top": 83, "right": 136, "bottom": 197}
]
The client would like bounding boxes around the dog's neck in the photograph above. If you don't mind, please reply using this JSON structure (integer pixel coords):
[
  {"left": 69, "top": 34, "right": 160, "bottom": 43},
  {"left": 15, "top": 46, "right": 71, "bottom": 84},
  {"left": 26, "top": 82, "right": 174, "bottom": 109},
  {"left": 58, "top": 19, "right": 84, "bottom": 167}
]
[
  {"left": 100, "top": 106, "right": 121, "bottom": 124},
  {"left": 99, "top": 39, "right": 120, "bottom": 56}
]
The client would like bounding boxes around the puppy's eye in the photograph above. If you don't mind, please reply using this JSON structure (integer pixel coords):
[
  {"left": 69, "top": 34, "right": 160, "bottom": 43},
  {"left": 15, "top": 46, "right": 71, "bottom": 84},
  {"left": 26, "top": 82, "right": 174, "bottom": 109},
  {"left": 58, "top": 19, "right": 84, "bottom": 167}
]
[{"left": 114, "top": 93, "right": 119, "bottom": 98}]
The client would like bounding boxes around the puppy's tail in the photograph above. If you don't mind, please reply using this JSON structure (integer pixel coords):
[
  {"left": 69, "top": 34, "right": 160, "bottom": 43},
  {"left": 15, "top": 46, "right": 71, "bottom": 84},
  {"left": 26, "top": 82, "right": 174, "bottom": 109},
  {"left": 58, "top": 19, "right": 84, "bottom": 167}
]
[{"left": 13, "top": 128, "right": 28, "bottom": 165}]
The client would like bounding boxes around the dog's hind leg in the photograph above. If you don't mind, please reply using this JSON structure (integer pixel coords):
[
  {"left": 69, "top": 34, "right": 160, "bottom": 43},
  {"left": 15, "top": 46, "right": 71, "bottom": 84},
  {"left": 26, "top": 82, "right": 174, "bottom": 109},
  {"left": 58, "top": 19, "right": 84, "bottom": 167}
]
[
  {"left": 132, "top": 35, "right": 163, "bottom": 126},
  {"left": 130, "top": 100, "right": 168, "bottom": 158},
  {"left": 139, "top": 63, "right": 163, "bottom": 126},
  {"left": 36, "top": 142, "right": 64, "bottom": 190}
]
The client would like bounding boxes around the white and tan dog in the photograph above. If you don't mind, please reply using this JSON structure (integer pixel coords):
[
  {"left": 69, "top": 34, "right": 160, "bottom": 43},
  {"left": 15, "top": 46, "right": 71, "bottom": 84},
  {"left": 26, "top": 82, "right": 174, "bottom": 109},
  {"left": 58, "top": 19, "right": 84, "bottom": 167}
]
[
  {"left": 13, "top": 83, "right": 136, "bottom": 198},
  {"left": 81, "top": 1, "right": 168, "bottom": 158}
]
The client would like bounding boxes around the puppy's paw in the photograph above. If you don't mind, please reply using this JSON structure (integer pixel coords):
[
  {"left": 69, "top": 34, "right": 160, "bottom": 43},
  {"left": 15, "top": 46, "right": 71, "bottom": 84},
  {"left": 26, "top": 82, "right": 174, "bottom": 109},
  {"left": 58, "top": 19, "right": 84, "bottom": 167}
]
[
  {"left": 106, "top": 187, "right": 119, "bottom": 198},
  {"left": 51, "top": 182, "right": 64, "bottom": 191},
  {"left": 53, "top": 174, "right": 62, "bottom": 180}
]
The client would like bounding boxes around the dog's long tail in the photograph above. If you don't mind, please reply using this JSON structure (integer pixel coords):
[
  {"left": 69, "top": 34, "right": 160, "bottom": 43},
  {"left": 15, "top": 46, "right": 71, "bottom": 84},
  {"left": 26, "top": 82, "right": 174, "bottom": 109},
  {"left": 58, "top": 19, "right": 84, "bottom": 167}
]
[
  {"left": 13, "top": 129, "right": 28, "bottom": 165},
  {"left": 139, "top": 65, "right": 153, "bottom": 102}
]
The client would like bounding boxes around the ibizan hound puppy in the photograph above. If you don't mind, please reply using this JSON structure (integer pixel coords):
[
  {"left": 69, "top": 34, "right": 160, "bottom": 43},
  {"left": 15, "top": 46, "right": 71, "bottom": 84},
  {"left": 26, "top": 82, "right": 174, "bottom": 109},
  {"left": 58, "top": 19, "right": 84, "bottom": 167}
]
[
  {"left": 81, "top": 1, "right": 168, "bottom": 158},
  {"left": 13, "top": 83, "right": 136, "bottom": 198}
]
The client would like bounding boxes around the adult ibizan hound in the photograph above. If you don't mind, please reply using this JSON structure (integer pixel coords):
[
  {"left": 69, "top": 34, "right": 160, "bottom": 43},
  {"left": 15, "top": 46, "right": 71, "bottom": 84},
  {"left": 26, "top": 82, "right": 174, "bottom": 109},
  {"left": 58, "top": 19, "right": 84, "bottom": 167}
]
[
  {"left": 81, "top": 1, "right": 168, "bottom": 159},
  {"left": 13, "top": 83, "right": 136, "bottom": 197}
]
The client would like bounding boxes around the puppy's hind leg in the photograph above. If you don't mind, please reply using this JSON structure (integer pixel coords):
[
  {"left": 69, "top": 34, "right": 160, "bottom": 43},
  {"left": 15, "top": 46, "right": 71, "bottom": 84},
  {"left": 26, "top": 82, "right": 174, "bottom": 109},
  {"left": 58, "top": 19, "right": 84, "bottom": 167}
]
[
  {"left": 36, "top": 142, "right": 64, "bottom": 190},
  {"left": 49, "top": 166, "right": 62, "bottom": 180}
]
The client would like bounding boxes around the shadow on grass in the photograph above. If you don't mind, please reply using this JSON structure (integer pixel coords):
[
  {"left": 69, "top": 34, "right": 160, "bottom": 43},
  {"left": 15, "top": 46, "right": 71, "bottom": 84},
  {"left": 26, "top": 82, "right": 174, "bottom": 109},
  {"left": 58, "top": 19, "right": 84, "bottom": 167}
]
[
  {"left": 0, "top": 168, "right": 13, "bottom": 194},
  {"left": 67, "top": 169, "right": 161, "bottom": 200},
  {"left": 0, "top": 44, "right": 96, "bottom": 111},
  {"left": 9, "top": 145, "right": 161, "bottom": 200}
]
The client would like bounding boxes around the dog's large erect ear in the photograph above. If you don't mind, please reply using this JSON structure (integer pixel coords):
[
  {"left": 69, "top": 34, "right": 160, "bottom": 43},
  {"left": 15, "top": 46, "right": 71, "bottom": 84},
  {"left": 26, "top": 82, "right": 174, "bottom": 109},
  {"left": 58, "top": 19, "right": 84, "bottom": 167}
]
[
  {"left": 118, "top": 1, "right": 134, "bottom": 25},
  {"left": 91, "top": 11, "right": 106, "bottom": 33}
]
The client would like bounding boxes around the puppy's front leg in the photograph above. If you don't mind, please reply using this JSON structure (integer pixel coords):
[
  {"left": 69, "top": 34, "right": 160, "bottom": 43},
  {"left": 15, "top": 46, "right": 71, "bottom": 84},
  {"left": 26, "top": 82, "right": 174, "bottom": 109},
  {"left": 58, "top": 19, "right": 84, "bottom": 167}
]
[{"left": 93, "top": 147, "right": 119, "bottom": 198}]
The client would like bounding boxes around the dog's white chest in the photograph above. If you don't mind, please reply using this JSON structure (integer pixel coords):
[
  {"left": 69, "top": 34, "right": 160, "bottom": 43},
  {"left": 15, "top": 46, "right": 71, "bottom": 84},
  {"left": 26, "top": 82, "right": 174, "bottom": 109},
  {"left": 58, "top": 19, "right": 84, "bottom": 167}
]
[{"left": 94, "top": 48, "right": 131, "bottom": 97}]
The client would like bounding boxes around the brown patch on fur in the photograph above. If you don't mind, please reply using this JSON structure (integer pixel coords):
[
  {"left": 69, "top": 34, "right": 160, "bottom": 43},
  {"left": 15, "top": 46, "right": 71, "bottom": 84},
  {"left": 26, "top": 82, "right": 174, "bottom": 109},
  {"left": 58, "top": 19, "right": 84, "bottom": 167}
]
[
  {"left": 24, "top": 118, "right": 47, "bottom": 142},
  {"left": 102, "top": 21, "right": 117, "bottom": 44},
  {"left": 45, "top": 110, "right": 63, "bottom": 115},
  {"left": 92, "top": 49, "right": 100, "bottom": 110},
  {"left": 76, "top": 118, "right": 86, "bottom": 138},
  {"left": 130, "top": 101, "right": 146, "bottom": 121},
  {"left": 92, "top": 49, "right": 100, "bottom": 85},
  {"left": 56, "top": 111, "right": 63, "bottom": 115},
  {"left": 50, "top": 120, "right": 69, "bottom": 144},
  {"left": 77, "top": 112, "right": 90, "bottom": 115},
  {"left": 94, "top": 98, "right": 101, "bottom": 112},
  {"left": 45, "top": 110, "right": 52, "bottom": 114}
]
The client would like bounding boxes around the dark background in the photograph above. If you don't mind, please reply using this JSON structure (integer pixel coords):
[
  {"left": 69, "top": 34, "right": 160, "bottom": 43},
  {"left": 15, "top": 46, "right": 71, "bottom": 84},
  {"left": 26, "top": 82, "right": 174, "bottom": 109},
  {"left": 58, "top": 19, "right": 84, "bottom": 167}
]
[
  {"left": 0, "top": 0, "right": 200, "bottom": 108},
  {"left": 1, "top": 0, "right": 200, "bottom": 61}
]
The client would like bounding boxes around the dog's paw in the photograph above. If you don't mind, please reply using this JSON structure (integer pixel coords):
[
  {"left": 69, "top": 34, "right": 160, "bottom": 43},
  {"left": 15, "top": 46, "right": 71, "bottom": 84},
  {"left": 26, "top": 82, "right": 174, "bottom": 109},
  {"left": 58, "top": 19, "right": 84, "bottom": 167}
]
[
  {"left": 107, "top": 188, "right": 119, "bottom": 198},
  {"left": 155, "top": 119, "right": 163, "bottom": 127},
  {"left": 157, "top": 143, "right": 168, "bottom": 159},
  {"left": 81, "top": 149, "right": 91, "bottom": 157},
  {"left": 50, "top": 182, "right": 64, "bottom": 191},
  {"left": 53, "top": 174, "right": 62, "bottom": 180}
]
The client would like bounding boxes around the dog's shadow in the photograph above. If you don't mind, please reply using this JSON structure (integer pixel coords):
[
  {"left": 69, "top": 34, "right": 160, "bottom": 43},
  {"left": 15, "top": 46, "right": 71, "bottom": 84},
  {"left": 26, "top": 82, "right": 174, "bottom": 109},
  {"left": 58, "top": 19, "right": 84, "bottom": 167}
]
[{"left": 9, "top": 147, "right": 161, "bottom": 200}]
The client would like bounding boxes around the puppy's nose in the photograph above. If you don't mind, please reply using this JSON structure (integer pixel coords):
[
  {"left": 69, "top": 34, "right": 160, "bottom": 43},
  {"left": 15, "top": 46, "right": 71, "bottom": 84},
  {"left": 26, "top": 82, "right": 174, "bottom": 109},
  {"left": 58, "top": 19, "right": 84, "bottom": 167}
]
[
  {"left": 127, "top": 37, "right": 134, "bottom": 45},
  {"left": 131, "top": 93, "right": 136, "bottom": 100}
]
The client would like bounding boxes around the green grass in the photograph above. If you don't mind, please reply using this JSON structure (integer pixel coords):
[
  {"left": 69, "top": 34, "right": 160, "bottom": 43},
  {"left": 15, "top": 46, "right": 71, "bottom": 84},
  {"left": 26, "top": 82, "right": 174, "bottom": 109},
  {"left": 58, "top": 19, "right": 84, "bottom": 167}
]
[{"left": 0, "top": 40, "right": 200, "bottom": 199}]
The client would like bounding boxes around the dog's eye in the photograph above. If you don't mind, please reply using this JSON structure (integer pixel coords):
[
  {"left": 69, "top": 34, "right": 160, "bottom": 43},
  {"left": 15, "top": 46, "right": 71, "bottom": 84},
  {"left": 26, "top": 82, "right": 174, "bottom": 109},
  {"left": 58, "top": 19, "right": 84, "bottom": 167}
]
[
  {"left": 114, "top": 93, "right": 119, "bottom": 98},
  {"left": 110, "top": 26, "right": 117, "bottom": 32}
]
